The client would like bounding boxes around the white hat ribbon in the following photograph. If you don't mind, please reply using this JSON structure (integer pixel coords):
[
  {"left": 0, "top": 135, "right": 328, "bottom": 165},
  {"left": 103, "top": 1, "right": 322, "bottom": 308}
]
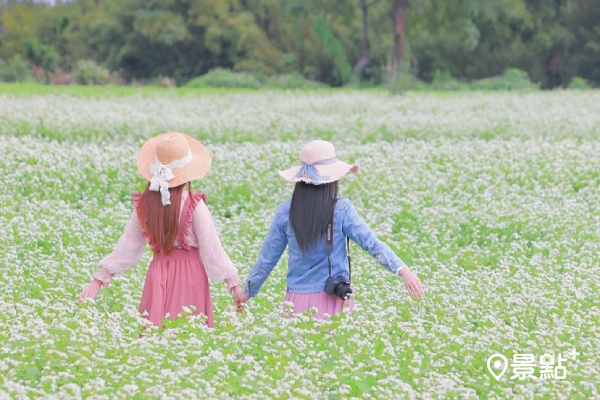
[
  {"left": 149, "top": 150, "right": 192, "bottom": 205},
  {"left": 293, "top": 156, "right": 338, "bottom": 185}
]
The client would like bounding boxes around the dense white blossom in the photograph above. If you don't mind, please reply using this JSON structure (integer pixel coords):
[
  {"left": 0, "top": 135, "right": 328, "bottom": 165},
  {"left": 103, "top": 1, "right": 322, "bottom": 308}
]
[{"left": 0, "top": 91, "right": 598, "bottom": 399}]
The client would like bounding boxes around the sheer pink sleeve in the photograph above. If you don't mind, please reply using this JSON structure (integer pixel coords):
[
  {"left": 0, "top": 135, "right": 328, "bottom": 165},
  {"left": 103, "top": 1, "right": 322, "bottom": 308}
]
[
  {"left": 192, "top": 201, "right": 241, "bottom": 290},
  {"left": 95, "top": 210, "right": 147, "bottom": 286},
  {"left": 92, "top": 267, "right": 114, "bottom": 288}
]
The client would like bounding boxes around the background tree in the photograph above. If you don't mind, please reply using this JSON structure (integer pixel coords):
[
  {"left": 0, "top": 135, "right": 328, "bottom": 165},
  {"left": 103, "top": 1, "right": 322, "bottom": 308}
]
[{"left": 0, "top": 0, "right": 597, "bottom": 87}]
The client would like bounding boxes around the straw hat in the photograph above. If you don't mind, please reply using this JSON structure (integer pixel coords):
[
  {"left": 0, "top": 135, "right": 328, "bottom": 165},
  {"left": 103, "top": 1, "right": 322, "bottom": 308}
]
[
  {"left": 279, "top": 140, "right": 359, "bottom": 185},
  {"left": 137, "top": 132, "right": 211, "bottom": 205}
]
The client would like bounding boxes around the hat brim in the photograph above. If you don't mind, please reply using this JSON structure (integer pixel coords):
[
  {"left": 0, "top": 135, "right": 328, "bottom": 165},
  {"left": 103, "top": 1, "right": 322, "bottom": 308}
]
[
  {"left": 279, "top": 161, "right": 359, "bottom": 184},
  {"left": 137, "top": 132, "right": 212, "bottom": 187}
]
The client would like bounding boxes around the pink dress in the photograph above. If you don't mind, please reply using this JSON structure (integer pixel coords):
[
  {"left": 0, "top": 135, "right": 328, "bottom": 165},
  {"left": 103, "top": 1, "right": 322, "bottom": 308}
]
[
  {"left": 283, "top": 292, "right": 354, "bottom": 320},
  {"left": 93, "top": 190, "right": 240, "bottom": 328}
]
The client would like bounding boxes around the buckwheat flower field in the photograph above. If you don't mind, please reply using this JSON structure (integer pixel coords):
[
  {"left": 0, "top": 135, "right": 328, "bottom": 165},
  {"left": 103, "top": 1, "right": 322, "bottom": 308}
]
[{"left": 0, "top": 89, "right": 598, "bottom": 399}]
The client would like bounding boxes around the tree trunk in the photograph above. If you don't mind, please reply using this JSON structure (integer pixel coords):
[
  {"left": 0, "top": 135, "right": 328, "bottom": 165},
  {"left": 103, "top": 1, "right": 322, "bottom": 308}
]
[
  {"left": 388, "top": 0, "right": 408, "bottom": 81},
  {"left": 547, "top": 50, "right": 562, "bottom": 88},
  {"left": 547, "top": 0, "right": 564, "bottom": 88},
  {"left": 353, "top": 0, "right": 371, "bottom": 74}
]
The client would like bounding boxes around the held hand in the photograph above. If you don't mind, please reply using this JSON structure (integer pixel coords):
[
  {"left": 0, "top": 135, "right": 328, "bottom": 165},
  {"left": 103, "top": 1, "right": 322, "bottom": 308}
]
[
  {"left": 78, "top": 279, "right": 103, "bottom": 303},
  {"left": 233, "top": 287, "right": 250, "bottom": 312},
  {"left": 398, "top": 267, "right": 424, "bottom": 299}
]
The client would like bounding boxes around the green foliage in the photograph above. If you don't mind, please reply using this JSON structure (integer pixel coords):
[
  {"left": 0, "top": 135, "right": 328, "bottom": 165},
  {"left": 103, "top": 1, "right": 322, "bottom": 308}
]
[
  {"left": 470, "top": 68, "right": 539, "bottom": 91},
  {"left": 189, "top": 0, "right": 284, "bottom": 76},
  {"left": 0, "top": 2, "right": 44, "bottom": 58},
  {"left": 567, "top": 77, "right": 592, "bottom": 90},
  {"left": 133, "top": 9, "right": 189, "bottom": 46},
  {"left": 0, "top": 0, "right": 599, "bottom": 88},
  {"left": 312, "top": 16, "right": 352, "bottom": 85},
  {"left": 265, "top": 73, "right": 327, "bottom": 89},
  {"left": 0, "top": 55, "right": 33, "bottom": 82},
  {"left": 390, "top": 68, "right": 539, "bottom": 93},
  {"left": 184, "top": 69, "right": 328, "bottom": 90},
  {"left": 429, "top": 70, "right": 466, "bottom": 91},
  {"left": 73, "top": 60, "right": 110, "bottom": 85},
  {"left": 389, "top": 69, "right": 469, "bottom": 93},
  {"left": 23, "top": 38, "right": 57, "bottom": 71},
  {"left": 387, "top": 73, "right": 428, "bottom": 93},
  {"left": 185, "top": 69, "right": 263, "bottom": 89}
]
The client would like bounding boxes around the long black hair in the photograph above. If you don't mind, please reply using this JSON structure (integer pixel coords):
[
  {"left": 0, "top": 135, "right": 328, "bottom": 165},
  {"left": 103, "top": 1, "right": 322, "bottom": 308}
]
[{"left": 289, "top": 181, "right": 339, "bottom": 254}]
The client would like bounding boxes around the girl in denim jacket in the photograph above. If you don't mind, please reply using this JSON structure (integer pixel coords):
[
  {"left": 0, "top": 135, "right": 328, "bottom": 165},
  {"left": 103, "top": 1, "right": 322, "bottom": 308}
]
[{"left": 236, "top": 140, "right": 423, "bottom": 319}]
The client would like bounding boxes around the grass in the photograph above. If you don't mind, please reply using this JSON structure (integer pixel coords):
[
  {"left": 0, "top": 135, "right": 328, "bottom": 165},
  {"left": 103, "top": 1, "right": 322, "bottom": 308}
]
[
  {"left": 0, "top": 82, "right": 262, "bottom": 97},
  {"left": 0, "top": 82, "right": 381, "bottom": 98}
]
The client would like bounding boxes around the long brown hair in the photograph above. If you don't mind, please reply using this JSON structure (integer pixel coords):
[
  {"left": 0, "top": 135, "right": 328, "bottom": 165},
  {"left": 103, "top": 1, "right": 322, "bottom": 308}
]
[
  {"left": 136, "top": 182, "right": 191, "bottom": 254},
  {"left": 289, "top": 181, "right": 339, "bottom": 254}
]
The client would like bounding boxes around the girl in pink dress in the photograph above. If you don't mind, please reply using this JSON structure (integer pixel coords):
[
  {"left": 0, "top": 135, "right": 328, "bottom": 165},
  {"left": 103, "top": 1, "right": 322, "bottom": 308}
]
[
  {"left": 79, "top": 132, "right": 243, "bottom": 328},
  {"left": 235, "top": 140, "right": 424, "bottom": 320}
]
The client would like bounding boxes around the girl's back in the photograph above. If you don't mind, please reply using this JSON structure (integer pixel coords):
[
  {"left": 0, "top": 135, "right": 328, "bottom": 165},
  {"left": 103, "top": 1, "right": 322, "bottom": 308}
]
[
  {"left": 237, "top": 140, "right": 424, "bottom": 319},
  {"left": 79, "top": 132, "right": 244, "bottom": 329}
]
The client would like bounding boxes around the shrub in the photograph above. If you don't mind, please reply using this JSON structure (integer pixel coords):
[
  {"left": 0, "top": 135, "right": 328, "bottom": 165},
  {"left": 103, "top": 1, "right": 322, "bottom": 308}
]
[
  {"left": 567, "top": 77, "right": 591, "bottom": 90},
  {"left": 185, "top": 69, "right": 263, "bottom": 89},
  {"left": 73, "top": 60, "right": 110, "bottom": 85},
  {"left": 144, "top": 76, "right": 176, "bottom": 88},
  {"left": 388, "top": 68, "right": 540, "bottom": 94},
  {"left": 265, "top": 73, "right": 327, "bottom": 89},
  {"left": 0, "top": 55, "right": 34, "bottom": 82},
  {"left": 185, "top": 69, "right": 329, "bottom": 90},
  {"left": 470, "top": 68, "right": 539, "bottom": 91},
  {"left": 388, "top": 73, "right": 429, "bottom": 93},
  {"left": 344, "top": 76, "right": 380, "bottom": 89},
  {"left": 429, "top": 70, "right": 466, "bottom": 91}
]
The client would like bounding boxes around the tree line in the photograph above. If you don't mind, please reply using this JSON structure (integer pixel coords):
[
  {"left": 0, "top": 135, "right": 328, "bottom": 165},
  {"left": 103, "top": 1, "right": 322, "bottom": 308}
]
[{"left": 0, "top": 0, "right": 598, "bottom": 88}]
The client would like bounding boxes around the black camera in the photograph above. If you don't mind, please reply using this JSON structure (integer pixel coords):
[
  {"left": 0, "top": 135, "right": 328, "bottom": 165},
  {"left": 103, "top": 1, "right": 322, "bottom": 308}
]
[{"left": 324, "top": 275, "right": 352, "bottom": 300}]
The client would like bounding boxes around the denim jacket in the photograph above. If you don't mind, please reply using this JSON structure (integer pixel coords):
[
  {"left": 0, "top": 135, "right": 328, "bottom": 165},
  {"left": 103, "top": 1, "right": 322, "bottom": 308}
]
[{"left": 244, "top": 197, "right": 406, "bottom": 296}]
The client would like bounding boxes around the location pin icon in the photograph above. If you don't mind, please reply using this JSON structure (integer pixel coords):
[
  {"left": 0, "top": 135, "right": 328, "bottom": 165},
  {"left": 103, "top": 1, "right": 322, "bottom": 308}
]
[{"left": 487, "top": 354, "right": 508, "bottom": 380}]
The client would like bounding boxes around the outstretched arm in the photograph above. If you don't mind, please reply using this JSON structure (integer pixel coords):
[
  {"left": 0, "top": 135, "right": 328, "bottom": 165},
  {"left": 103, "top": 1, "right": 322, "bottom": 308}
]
[
  {"left": 79, "top": 210, "right": 146, "bottom": 302},
  {"left": 342, "top": 202, "right": 423, "bottom": 299},
  {"left": 342, "top": 202, "right": 406, "bottom": 273}
]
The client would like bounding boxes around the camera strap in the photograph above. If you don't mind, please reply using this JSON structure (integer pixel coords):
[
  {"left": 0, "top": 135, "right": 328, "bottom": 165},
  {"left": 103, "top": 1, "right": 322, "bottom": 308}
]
[{"left": 324, "top": 198, "right": 352, "bottom": 280}]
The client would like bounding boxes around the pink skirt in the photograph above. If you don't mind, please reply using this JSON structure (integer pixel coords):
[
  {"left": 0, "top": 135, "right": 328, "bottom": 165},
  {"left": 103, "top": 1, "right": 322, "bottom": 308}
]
[
  {"left": 283, "top": 291, "right": 354, "bottom": 320},
  {"left": 139, "top": 248, "right": 213, "bottom": 328}
]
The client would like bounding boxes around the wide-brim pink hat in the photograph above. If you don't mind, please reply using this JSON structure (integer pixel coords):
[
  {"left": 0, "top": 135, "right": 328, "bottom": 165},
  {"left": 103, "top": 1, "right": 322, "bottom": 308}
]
[
  {"left": 279, "top": 140, "right": 359, "bottom": 185},
  {"left": 137, "top": 132, "right": 212, "bottom": 188}
]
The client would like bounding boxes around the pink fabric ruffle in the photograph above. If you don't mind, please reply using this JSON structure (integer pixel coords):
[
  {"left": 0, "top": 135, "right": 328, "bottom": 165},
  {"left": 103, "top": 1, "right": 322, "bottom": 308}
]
[
  {"left": 283, "top": 291, "right": 354, "bottom": 320},
  {"left": 225, "top": 276, "right": 242, "bottom": 292},
  {"left": 93, "top": 267, "right": 114, "bottom": 287},
  {"left": 178, "top": 191, "right": 207, "bottom": 250}
]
